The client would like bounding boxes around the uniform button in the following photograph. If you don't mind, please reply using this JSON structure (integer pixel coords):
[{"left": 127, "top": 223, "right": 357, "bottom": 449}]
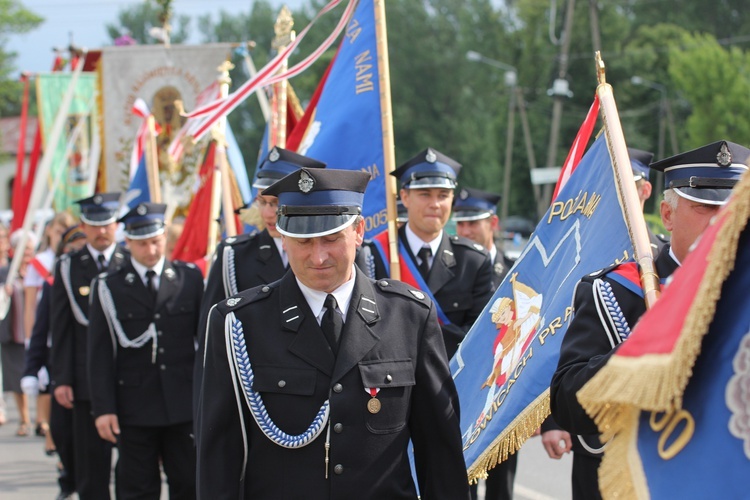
[
  {"left": 262, "top": 286, "right": 270, "bottom": 293},
  {"left": 157, "top": 331, "right": 163, "bottom": 337},
  {"left": 118, "top": 380, "right": 124, "bottom": 385},
  {"left": 278, "top": 380, "right": 286, "bottom": 388},
  {"left": 386, "top": 374, "right": 392, "bottom": 383},
  {"left": 453, "top": 302, "right": 459, "bottom": 308},
  {"left": 158, "top": 347, "right": 165, "bottom": 354},
  {"left": 333, "top": 423, "right": 343, "bottom": 434},
  {"left": 154, "top": 313, "right": 161, "bottom": 320},
  {"left": 333, "top": 383, "right": 343, "bottom": 393},
  {"left": 160, "top": 364, "right": 166, "bottom": 371},
  {"left": 334, "top": 464, "right": 344, "bottom": 475}
]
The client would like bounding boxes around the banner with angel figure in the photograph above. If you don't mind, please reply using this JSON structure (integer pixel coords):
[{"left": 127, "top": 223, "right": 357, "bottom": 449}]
[{"left": 452, "top": 133, "right": 635, "bottom": 482}]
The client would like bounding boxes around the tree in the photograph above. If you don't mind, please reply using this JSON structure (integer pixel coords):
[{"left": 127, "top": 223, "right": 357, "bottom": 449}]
[
  {"left": 0, "top": 0, "right": 43, "bottom": 116},
  {"left": 669, "top": 32, "right": 750, "bottom": 148},
  {"left": 105, "top": 1, "right": 190, "bottom": 45}
]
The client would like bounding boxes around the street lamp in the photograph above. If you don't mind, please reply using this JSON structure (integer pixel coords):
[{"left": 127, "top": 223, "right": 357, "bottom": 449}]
[{"left": 465, "top": 50, "right": 517, "bottom": 222}]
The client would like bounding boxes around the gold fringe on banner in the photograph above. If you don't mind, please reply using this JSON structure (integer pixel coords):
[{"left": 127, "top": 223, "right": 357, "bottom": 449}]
[
  {"left": 467, "top": 392, "right": 550, "bottom": 484},
  {"left": 577, "top": 169, "right": 750, "bottom": 499}
]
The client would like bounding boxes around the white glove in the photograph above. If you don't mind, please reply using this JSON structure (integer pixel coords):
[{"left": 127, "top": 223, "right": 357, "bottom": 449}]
[
  {"left": 37, "top": 367, "right": 50, "bottom": 392},
  {"left": 20, "top": 376, "right": 39, "bottom": 397}
]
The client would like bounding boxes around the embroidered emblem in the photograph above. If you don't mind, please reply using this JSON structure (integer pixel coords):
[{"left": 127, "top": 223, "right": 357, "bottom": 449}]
[
  {"left": 227, "top": 297, "right": 242, "bottom": 307},
  {"left": 409, "top": 290, "right": 425, "bottom": 300},
  {"left": 717, "top": 142, "right": 732, "bottom": 166},
  {"left": 459, "top": 188, "right": 469, "bottom": 200},
  {"left": 298, "top": 169, "right": 314, "bottom": 193},
  {"left": 494, "top": 262, "right": 505, "bottom": 275},
  {"left": 269, "top": 147, "right": 280, "bottom": 162},
  {"left": 93, "top": 195, "right": 102, "bottom": 205},
  {"left": 425, "top": 149, "right": 437, "bottom": 163},
  {"left": 164, "top": 268, "right": 175, "bottom": 279},
  {"left": 79, "top": 286, "right": 90, "bottom": 296},
  {"left": 125, "top": 273, "right": 135, "bottom": 284},
  {"left": 136, "top": 204, "right": 148, "bottom": 215}
]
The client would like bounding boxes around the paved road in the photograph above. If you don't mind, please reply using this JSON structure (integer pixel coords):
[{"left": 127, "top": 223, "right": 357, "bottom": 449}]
[{"left": 0, "top": 395, "right": 572, "bottom": 499}]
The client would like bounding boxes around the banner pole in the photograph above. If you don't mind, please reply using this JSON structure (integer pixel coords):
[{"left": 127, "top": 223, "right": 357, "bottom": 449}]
[
  {"left": 373, "top": 0, "right": 400, "bottom": 280},
  {"left": 0, "top": 52, "right": 88, "bottom": 319},
  {"left": 595, "top": 52, "right": 660, "bottom": 308}
]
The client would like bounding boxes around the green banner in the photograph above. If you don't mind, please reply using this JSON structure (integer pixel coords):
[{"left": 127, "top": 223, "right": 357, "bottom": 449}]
[{"left": 36, "top": 73, "right": 98, "bottom": 214}]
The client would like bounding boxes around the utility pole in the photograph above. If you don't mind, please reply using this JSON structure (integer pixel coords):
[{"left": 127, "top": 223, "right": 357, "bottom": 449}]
[
  {"left": 515, "top": 87, "right": 542, "bottom": 219},
  {"left": 541, "top": 0, "right": 576, "bottom": 212}
]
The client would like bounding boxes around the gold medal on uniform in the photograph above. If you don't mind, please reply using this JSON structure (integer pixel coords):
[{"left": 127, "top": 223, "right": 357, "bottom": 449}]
[{"left": 366, "top": 388, "right": 381, "bottom": 414}]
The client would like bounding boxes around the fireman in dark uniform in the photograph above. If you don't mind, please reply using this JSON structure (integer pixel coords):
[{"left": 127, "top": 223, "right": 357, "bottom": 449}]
[
  {"left": 453, "top": 187, "right": 514, "bottom": 288},
  {"left": 88, "top": 202, "right": 203, "bottom": 499},
  {"left": 50, "top": 192, "right": 128, "bottom": 499},
  {"left": 550, "top": 140, "right": 749, "bottom": 499},
  {"left": 362, "top": 148, "right": 494, "bottom": 359},
  {"left": 195, "top": 147, "right": 326, "bottom": 433},
  {"left": 197, "top": 167, "right": 470, "bottom": 499}
]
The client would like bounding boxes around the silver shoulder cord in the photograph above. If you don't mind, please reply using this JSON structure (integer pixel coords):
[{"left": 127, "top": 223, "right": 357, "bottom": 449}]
[
  {"left": 222, "top": 246, "right": 239, "bottom": 298},
  {"left": 98, "top": 277, "right": 157, "bottom": 353},
  {"left": 61, "top": 257, "right": 89, "bottom": 327}
]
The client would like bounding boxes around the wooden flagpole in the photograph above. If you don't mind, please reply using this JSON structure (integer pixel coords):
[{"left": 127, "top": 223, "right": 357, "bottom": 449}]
[
  {"left": 145, "top": 114, "right": 162, "bottom": 203},
  {"left": 373, "top": 0, "right": 400, "bottom": 280},
  {"left": 595, "top": 52, "right": 660, "bottom": 308},
  {"left": 0, "top": 51, "right": 88, "bottom": 319}
]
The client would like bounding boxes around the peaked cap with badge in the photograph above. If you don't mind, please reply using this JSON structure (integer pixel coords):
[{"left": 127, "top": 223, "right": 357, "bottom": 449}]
[
  {"left": 263, "top": 167, "right": 370, "bottom": 238},
  {"left": 75, "top": 192, "right": 120, "bottom": 226},
  {"left": 119, "top": 202, "right": 167, "bottom": 239},
  {"left": 628, "top": 148, "right": 655, "bottom": 182},
  {"left": 253, "top": 146, "right": 327, "bottom": 191},
  {"left": 650, "top": 140, "right": 748, "bottom": 205},
  {"left": 452, "top": 187, "right": 501, "bottom": 222},
  {"left": 391, "top": 147, "right": 462, "bottom": 190}
]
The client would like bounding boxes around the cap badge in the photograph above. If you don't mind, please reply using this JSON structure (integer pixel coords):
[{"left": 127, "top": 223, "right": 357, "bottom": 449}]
[
  {"left": 717, "top": 143, "right": 732, "bottom": 167},
  {"left": 425, "top": 149, "right": 437, "bottom": 163},
  {"left": 93, "top": 195, "right": 103, "bottom": 205},
  {"left": 269, "top": 147, "right": 280, "bottom": 162},
  {"left": 298, "top": 169, "right": 314, "bottom": 193},
  {"left": 459, "top": 189, "right": 469, "bottom": 200},
  {"left": 136, "top": 204, "right": 148, "bottom": 215}
]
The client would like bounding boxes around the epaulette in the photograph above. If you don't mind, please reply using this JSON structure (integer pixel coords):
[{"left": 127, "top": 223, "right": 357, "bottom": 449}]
[
  {"left": 449, "top": 234, "right": 489, "bottom": 254},
  {"left": 374, "top": 279, "right": 430, "bottom": 308},
  {"left": 586, "top": 261, "right": 643, "bottom": 297},
  {"left": 222, "top": 233, "right": 255, "bottom": 247},
  {"left": 172, "top": 260, "right": 199, "bottom": 271},
  {"left": 216, "top": 281, "right": 277, "bottom": 313}
]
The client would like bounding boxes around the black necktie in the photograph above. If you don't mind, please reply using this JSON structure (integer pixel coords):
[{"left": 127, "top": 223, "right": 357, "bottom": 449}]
[
  {"left": 321, "top": 294, "right": 343, "bottom": 356},
  {"left": 417, "top": 246, "right": 432, "bottom": 279},
  {"left": 97, "top": 254, "right": 107, "bottom": 271},
  {"left": 145, "top": 270, "right": 157, "bottom": 301}
]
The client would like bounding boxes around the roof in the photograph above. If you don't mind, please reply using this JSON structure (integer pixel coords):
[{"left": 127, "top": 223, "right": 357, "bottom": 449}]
[{"left": 0, "top": 116, "right": 39, "bottom": 155}]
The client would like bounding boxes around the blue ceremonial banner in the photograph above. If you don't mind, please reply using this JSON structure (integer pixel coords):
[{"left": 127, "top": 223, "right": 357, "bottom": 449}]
[
  {"left": 453, "top": 135, "right": 634, "bottom": 480},
  {"left": 634, "top": 226, "right": 750, "bottom": 499},
  {"left": 292, "top": 0, "right": 387, "bottom": 239}
]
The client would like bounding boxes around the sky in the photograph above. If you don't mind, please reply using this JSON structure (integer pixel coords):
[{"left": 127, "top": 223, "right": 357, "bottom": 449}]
[{"left": 7, "top": 0, "right": 305, "bottom": 76}]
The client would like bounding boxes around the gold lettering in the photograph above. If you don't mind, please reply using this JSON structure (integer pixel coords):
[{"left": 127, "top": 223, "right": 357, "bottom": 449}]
[
  {"left": 346, "top": 19, "right": 361, "bottom": 43},
  {"left": 355, "top": 50, "right": 374, "bottom": 94},
  {"left": 538, "top": 326, "right": 550, "bottom": 345},
  {"left": 547, "top": 202, "right": 564, "bottom": 224},
  {"left": 649, "top": 409, "right": 695, "bottom": 460}
]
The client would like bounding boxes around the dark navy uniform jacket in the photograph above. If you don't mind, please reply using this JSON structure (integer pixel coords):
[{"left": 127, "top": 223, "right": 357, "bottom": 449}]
[
  {"left": 87, "top": 259, "right": 204, "bottom": 427},
  {"left": 197, "top": 267, "right": 470, "bottom": 500},
  {"left": 195, "top": 229, "right": 287, "bottom": 424},
  {"left": 50, "top": 245, "right": 129, "bottom": 401},
  {"left": 364, "top": 225, "right": 495, "bottom": 359},
  {"left": 550, "top": 246, "right": 679, "bottom": 453}
]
